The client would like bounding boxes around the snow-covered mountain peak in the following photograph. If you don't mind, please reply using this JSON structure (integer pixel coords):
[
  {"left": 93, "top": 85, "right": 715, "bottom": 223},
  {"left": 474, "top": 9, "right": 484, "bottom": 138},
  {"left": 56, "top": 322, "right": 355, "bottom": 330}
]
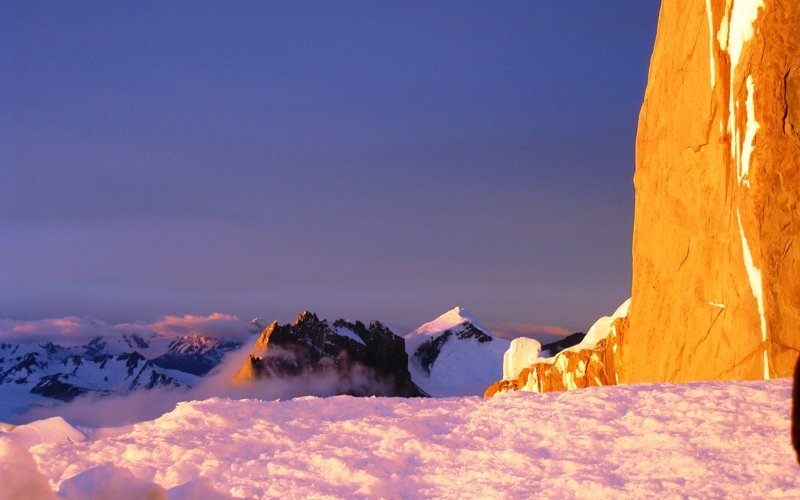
[
  {"left": 403, "top": 307, "right": 507, "bottom": 397},
  {"left": 404, "top": 306, "right": 490, "bottom": 356},
  {"left": 415, "top": 306, "right": 484, "bottom": 334}
]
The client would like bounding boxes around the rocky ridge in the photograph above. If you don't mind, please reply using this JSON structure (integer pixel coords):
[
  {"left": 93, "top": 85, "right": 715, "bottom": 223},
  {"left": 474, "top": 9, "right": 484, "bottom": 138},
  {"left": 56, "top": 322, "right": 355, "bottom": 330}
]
[
  {"left": 233, "top": 311, "right": 426, "bottom": 397},
  {"left": 485, "top": 300, "right": 628, "bottom": 397}
]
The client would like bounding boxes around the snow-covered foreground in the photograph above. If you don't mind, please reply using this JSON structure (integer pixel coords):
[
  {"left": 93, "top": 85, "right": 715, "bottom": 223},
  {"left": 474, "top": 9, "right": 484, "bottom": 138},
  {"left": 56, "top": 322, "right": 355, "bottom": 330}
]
[{"left": 3, "top": 378, "right": 799, "bottom": 499}]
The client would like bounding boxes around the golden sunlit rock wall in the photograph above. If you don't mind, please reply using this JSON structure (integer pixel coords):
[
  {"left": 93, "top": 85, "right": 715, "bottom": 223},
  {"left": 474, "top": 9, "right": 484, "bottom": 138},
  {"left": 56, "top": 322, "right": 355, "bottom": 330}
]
[
  {"left": 484, "top": 317, "right": 627, "bottom": 397},
  {"left": 623, "top": 0, "right": 800, "bottom": 383}
]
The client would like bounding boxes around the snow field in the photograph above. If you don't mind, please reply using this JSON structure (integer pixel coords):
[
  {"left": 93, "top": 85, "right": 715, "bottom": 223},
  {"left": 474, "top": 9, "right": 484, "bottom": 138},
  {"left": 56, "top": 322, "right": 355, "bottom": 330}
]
[{"left": 6, "top": 378, "right": 798, "bottom": 498}]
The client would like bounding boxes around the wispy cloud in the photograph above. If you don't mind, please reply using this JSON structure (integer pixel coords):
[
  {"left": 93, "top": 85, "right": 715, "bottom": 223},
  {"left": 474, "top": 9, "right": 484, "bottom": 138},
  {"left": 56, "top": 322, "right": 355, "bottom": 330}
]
[
  {"left": 0, "top": 313, "right": 252, "bottom": 345},
  {"left": 120, "top": 313, "right": 250, "bottom": 341},
  {"left": 489, "top": 322, "right": 573, "bottom": 343}
]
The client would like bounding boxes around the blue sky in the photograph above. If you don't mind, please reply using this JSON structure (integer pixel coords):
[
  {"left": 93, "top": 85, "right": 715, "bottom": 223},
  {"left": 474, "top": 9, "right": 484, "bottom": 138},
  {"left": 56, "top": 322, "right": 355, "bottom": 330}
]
[{"left": 1, "top": 1, "right": 661, "bottom": 335}]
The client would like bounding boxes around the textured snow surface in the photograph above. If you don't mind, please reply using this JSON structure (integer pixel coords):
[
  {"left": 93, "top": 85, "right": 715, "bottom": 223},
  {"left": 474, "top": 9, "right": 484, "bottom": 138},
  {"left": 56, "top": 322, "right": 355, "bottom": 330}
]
[
  {"left": 5, "top": 416, "right": 86, "bottom": 448},
  {"left": 7, "top": 378, "right": 799, "bottom": 498}
]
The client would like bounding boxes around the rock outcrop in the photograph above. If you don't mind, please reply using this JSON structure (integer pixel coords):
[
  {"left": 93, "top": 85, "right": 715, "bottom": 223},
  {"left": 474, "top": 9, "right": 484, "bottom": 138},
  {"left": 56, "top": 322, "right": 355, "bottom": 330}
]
[
  {"left": 485, "top": 301, "right": 628, "bottom": 397},
  {"left": 233, "top": 311, "right": 426, "bottom": 397},
  {"left": 625, "top": 0, "right": 800, "bottom": 382}
]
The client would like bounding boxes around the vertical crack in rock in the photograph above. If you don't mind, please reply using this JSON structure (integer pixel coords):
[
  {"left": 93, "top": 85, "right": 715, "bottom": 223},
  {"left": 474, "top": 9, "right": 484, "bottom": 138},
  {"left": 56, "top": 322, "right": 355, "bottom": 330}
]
[
  {"left": 723, "top": 0, "right": 767, "bottom": 379},
  {"left": 737, "top": 208, "right": 769, "bottom": 379}
]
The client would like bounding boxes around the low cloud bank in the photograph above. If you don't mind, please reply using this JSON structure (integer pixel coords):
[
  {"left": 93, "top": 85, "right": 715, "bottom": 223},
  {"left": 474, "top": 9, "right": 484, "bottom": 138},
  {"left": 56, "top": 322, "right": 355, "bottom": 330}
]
[
  {"left": 489, "top": 322, "right": 573, "bottom": 344},
  {"left": 16, "top": 343, "right": 388, "bottom": 428},
  {"left": 0, "top": 313, "right": 254, "bottom": 345}
]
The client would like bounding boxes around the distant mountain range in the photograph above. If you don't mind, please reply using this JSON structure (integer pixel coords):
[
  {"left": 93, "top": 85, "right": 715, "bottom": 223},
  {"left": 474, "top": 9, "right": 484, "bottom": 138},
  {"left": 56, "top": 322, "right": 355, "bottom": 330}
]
[
  {"left": 0, "top": 333, "right": 242, "bottom": 416},
  {"left": 0, "top": 308, "right": 583, "bottom": 417}
]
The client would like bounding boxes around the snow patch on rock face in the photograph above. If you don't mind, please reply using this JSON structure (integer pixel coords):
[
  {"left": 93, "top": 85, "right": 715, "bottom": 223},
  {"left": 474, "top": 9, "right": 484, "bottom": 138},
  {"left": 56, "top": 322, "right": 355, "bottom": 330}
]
[
  {"left": 739, "top": 75, "right": 759, "bottom": 187},
  {"left": 408, "top": 333, "right": 508, "bottom": 397},
  {"left": 502, "top": 338, "right": 541, "bottom": 381},
  {"left": 717, "top": 0, "right": 767, "bottom": 380},
  {"left": 725, "top": 0, "right": 764, "bottom": 75},
  {"left": 737, "top": 208, "right": 769, "bottom": 379},
  {"left": 705, "top": 0, "right": 716, "bottom": 89},
  {"left": 333, "top": 325, "right": 366, "bottom": 346},
  {"left": 720, "top": 0, "right": 763, "bottom": 188}
]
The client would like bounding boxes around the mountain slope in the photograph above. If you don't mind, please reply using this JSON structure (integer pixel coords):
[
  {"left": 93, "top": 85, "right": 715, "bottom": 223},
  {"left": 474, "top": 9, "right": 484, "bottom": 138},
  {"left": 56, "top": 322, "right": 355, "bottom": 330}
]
[{"left": 404, "top": 307, "right": 509, "bottom": 397}]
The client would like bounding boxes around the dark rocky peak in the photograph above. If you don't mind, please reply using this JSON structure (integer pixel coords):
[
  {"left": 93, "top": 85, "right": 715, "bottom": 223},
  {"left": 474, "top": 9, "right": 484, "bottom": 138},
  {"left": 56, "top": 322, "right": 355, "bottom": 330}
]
[
  {"left": 234, "top": 311, "right": 426, "bottom": 397},
  {"left": 116, "top": 352, "right": 147, "bottom": 376},
  {"left": 540, "top": 332, "right": 586, "bottom": 358},
  {"left": 365, "top": 321, "right": 395, "bottom": 341},
  {"left": 83, "top": 337, "right": 107, "bottom": 358},
  {"left": 42, "top": 342, "right": 62, "bottom": 356},
  {"left": 294, "top": 310, "right": 322, "bottom": 327},
  {"left": 280, "top": 311, "right": 329, "bottom": 355},
  {"left": 31, "top": 374, "right": 88, "bottom": 402},
  {"left": 128, "top": 334, "right": 150, "bottom": 350}
]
